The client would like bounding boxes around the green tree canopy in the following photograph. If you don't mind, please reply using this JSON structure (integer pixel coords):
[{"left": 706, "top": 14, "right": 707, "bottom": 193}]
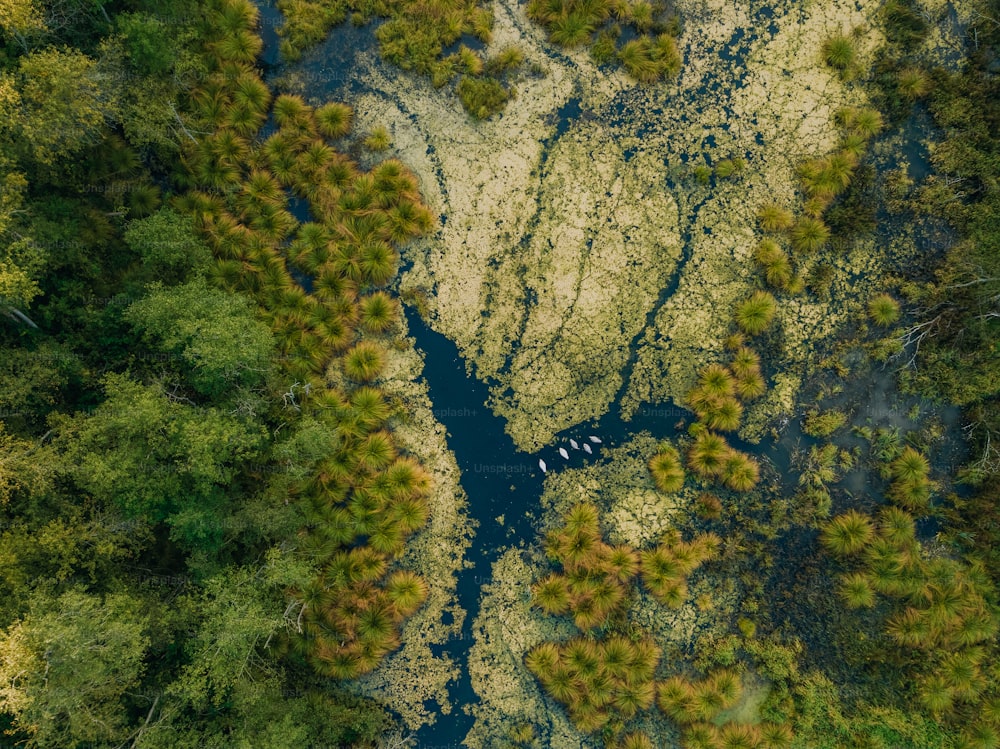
[
  {"left": 50, "top": 373, "right": 266, "bottom": 555},
  {"left": 123, "top": 208, "right": 212, "bottom": 285},
  {"left": 0, "top": 588, "right": 150, "bottom": 748},
  {"left": 8, "top": 47, "right": 118, "bottom": 166},
  {"left": 124, "top": 278, "right": 274, "bottom": 397}
]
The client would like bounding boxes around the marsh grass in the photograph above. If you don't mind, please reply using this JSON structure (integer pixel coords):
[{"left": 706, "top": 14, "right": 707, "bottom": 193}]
[
  {"left": 789, "top": 216, "right": 830, "bottom": 254},
  {"left": 179, "top": 0, "right": 439, "bottom": 681},
  {"left": 822, "top": 34, "right": 856, "bottom": 77},
  {"left": 868, "top": 293, "right": 901, "bottom": 327},
  {"left": 649, "top": 443, "right": 685, "bottom": 492},
  {"left": 734, "top": 291, "right": 778, "bottom": 335},
  {"left": 526, "top": 505, "right": 730, "bottom": 736},
  {"left": 363, "top": 126, "right": 392, "bottom": 152}
]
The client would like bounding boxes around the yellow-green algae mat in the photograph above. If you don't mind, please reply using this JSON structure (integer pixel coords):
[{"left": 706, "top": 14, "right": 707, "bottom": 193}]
[{"left": 342, "top": 0, "right": 935, "bottom": 452}]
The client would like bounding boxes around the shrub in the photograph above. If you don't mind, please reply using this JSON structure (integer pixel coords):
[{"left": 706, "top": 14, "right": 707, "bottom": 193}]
[{"left": 457, "top": 75, "right": 510, "bottom": 119}]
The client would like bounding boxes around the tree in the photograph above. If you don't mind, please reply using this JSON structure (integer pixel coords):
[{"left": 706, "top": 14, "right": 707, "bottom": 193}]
[
  {"left": 123, "top": 208, "right": 212, "bottom": 284},
  {"left": 124, "top": 278, "right": 275, "bottom": 397},
  {"left": 0, "top": 422, "right": 45, "bottom": 505},
  {"left": 0, "top": 0, "right": 45, "bottom": 51},
  {"left": 10, "top": 48, "right": 118, "bottom": 166},
  {"left": 0, "top": 258, "right": 41, "bottom": 325},
  {"left": 116, "top": 13, "right": 177, "bottom": 75},
  {"left": 167, "top": 564, "right": 284, "bottom": 710},
  {"left": 0, "top": 589, "right": 150, "bottom": 748},
  {"left": 51, "top": 374, "right": 266, "bottom": 557}
]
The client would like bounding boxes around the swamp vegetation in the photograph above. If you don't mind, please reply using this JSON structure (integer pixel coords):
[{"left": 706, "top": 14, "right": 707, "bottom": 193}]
[{"left": 1, "top": 0, "right": 1000, "bottom": 747}]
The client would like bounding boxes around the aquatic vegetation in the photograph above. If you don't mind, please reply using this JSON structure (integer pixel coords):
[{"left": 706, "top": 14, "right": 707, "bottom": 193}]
[
  {"left": 789, "top": 216, "right": 831, "bottom": 254},
  {"left": 734, "top": 291, "right": 778, "bottom": 336},
  {"left": 696, "top": 493, "right": 723, "bottom": 520},
  {"left": 802, "top": 409, "right": 848, "bottom": 438},
  {"left": 363, "top": 126, "right": 392, "bottom": 152},
  {"left": 868, "top": 293, "right": 901, "bottom": 327},
  {"left": 821, "top": 510, "right": 874, "bottom": 556},
  {"left": 822, "top": 34, "right": 856, "bottom": 76},
  {"left": 649, "top": 443, "right": 685, "bottom": 493},
  {"left": 721, "top": 451, "right": 760, "bottom": 491}
]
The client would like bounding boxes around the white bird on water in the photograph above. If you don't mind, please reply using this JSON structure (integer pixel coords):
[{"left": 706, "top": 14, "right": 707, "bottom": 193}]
[
  {"left": 539, "top": 459, "right": 547, "bottom": 473},
  {"left": 589, "top": 435, "right": 602, "bottom": 444},
  {"left": 559, "top": 447, "right": 570, "bottom": 459},
  {"left": 569, "top": 439, "right": 579, "bottom": 450},
  {"left": 583, "top": 443, "right": 592, "bottom": 454}
]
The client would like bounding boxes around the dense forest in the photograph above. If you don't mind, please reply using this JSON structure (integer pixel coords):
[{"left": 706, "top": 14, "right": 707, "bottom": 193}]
[{"left": 1, "top": 0, "right": 999, "bottom": 747}]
